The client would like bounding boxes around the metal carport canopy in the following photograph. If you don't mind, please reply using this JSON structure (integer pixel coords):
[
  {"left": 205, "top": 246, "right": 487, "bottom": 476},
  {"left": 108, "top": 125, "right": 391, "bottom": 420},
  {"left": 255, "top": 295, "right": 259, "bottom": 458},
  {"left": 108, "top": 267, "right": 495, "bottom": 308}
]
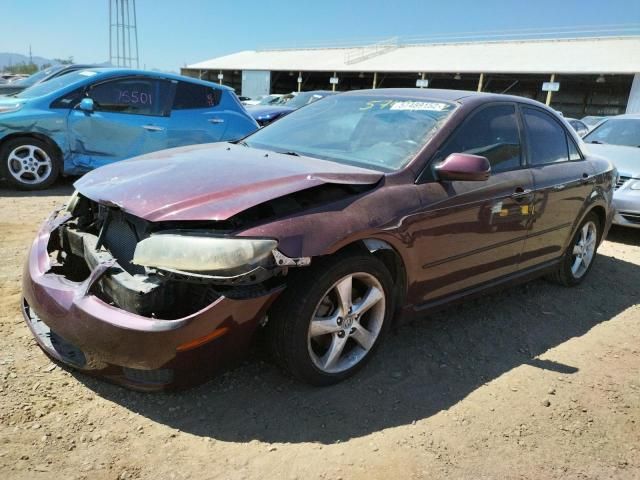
[{"left": 187, "top": 36, "right": 640, "bottom": 75}]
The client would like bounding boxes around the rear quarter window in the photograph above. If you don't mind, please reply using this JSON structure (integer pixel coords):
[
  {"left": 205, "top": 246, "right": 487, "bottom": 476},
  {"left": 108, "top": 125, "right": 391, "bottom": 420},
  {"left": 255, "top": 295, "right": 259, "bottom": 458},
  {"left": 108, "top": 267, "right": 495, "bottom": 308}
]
[
  {"left": 172, "top": 81, "right": 221, "bottom": 109},
  {"left": 522, "top": 107, "right": 570, "bottom": 165}
]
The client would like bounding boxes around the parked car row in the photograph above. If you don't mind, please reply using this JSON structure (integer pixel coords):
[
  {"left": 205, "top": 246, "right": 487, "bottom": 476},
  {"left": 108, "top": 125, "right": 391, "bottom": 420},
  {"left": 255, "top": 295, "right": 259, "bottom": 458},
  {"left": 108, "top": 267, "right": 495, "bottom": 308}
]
[
  {"left": 0, "top": 73, "right": 30, "bottom": 84},
  {"left": 583, "top": 115, "right": 640, "bottom": 228},
  {"left": 0, "top": 64, "right": 99, "bottom": 96},
  {"left": 246, "top": 90, "right": 335, "bottom": 126}
]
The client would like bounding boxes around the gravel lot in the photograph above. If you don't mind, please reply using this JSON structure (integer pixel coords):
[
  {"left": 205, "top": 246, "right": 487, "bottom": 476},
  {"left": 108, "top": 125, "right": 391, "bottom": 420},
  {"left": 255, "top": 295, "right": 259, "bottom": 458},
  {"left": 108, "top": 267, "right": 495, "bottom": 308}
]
[{"left": 1, "top": 179, "right": 639, "bottom": 480}]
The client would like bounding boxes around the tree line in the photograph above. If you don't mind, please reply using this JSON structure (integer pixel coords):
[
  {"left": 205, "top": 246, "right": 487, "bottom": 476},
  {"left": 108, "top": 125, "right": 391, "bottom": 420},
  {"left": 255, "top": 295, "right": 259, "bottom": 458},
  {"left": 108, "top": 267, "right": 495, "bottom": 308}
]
[{"left": 2, "top": 57, "right": 74, "bottom": 74}]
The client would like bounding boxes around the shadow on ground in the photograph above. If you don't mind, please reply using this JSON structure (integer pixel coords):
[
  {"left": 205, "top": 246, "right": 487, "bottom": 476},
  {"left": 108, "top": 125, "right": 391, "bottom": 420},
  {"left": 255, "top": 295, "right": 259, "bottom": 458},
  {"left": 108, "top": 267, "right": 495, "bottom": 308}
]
[
  {"left": 0, "top": 177, "right": 75, "bottom": 197},
  {"left": 78, "top": 250, "right": 640, "bottom": 444},
  {"left": 606, "top": 225, "right": 640, "bottom": 247}
]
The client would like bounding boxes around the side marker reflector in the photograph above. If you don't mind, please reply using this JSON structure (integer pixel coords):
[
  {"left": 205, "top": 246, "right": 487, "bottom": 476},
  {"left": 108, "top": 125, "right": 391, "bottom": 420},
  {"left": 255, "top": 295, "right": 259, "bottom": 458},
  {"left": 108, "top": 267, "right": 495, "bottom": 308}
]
[{"left": 176, "top": 327, "right": 230, "bottom": 352}]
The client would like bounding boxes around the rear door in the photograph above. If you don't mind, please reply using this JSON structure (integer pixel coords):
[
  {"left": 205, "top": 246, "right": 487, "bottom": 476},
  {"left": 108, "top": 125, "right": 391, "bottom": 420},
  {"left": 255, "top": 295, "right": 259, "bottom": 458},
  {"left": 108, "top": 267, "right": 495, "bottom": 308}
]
[
  {"left": 518, "top": 106, "right": 594, "bottom": 269},
  {"left": 67, "top": 76, "right": 174, "bottom": 170},
  {"left": 166, "top": 80, "right": 229, "bottom": 147},
  {"left": 413, "top": 103, "right": 535, "bottom": 302}
]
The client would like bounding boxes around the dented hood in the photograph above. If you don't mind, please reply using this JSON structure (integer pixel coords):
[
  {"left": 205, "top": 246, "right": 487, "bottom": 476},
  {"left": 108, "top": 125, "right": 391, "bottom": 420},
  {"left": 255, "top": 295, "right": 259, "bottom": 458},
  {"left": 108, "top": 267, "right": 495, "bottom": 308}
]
[{"left": 74, "top": 142, "right": 383, "bottom": 222}]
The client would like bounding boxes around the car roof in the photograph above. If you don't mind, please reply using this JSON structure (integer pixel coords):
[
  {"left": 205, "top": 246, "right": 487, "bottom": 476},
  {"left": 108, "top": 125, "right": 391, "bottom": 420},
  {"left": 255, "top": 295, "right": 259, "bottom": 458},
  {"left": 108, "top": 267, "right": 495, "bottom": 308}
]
[
  {"left": 72, "top": 67, "right": 232, "bottom": 90},
  {"left": 339, "top": 88, "right": 551, "bottom": 107},
  {"left": 606, "top": 114, "right": 640, "bottom": 120}
]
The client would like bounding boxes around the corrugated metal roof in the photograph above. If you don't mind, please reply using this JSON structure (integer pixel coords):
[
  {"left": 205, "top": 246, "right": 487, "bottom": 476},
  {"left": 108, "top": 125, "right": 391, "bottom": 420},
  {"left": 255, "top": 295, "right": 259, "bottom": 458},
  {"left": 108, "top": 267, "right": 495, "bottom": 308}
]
[{"left": 186, "top": 36, "right": 640, "bottom": 74}]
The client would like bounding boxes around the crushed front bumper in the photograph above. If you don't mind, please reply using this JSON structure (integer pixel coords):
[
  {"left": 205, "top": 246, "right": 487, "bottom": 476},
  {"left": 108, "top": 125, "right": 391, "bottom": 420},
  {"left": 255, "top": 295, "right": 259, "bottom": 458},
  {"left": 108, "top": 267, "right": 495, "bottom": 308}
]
[{"left": 22, "top": 212, "right": 282, "bottom": 391}]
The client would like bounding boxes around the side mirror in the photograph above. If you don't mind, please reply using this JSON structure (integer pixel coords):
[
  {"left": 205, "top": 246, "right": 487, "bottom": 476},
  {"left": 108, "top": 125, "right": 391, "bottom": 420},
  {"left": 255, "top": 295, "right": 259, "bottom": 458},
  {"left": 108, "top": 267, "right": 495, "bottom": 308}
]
[
  {"left": 435, "top": 153, "right": 491, "bottom": 182},
  {"left": 79, "top": 97, "right": 94, "bottom": 113}
]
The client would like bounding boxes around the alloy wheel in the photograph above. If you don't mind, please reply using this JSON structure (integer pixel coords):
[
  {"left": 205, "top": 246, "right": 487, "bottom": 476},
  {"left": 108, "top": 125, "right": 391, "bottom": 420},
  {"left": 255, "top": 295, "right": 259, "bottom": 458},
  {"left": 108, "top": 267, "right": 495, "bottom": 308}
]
[
  {"left": 571, "top": 220, "right": 597, "bottom": 279},
  {"left": 7, "top": 144, "right": 53, "bottom": 186},
  {"left": 307, "top": 272, "right": 386, "bottom": 374}
]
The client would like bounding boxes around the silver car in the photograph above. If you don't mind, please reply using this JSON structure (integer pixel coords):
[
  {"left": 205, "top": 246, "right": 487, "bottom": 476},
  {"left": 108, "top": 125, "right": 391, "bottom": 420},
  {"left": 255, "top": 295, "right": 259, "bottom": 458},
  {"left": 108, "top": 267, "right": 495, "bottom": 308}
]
[
  {"left": 566, "top": 118, "right": 589, "bottom": 137},
  {"left": 584, "top": 114, "right": 640, "bottom": 228}
]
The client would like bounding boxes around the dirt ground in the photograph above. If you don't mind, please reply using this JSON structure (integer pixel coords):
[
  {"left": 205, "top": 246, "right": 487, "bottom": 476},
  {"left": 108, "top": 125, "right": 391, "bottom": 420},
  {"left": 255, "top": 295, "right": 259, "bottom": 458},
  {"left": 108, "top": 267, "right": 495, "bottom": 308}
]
[{"left": 0, "top": 179, "right": 638, "bottom": 480}]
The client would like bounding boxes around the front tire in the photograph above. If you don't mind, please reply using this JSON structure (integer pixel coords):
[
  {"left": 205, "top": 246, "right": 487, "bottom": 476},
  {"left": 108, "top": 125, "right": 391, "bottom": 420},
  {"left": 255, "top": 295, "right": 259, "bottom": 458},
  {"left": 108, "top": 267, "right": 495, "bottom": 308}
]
[
  {"left": 549, "top": 212, "right": 601, "bottom": 286},
  {"left": 266, "top": 251, "right": 394, "bottom": 386},
  {"left": 0, "top": 137, "right": 60, "bottom": 190}
]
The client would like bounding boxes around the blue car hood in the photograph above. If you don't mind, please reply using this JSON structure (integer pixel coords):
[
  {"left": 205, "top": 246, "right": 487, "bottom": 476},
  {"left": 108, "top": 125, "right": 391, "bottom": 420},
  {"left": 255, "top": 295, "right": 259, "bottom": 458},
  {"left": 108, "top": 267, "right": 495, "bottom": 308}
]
[{"left": 0, "top": 96, "right": 26, "bottom": 106}]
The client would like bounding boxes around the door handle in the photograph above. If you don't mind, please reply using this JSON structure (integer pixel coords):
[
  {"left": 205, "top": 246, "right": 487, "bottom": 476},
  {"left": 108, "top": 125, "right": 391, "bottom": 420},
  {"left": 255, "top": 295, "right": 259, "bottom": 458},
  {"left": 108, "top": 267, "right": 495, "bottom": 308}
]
[
  {"left": 142, "top": 125, "right": 165, "bottom": 132},
  {"left": 208, "top": 118, "right": 224, "bottom": 124},
  {"left": 581, "top": 173, "right": 595, "bottom": 184},
  {"left": 511, "top": 187, "right": 532, "bottom": 200}
]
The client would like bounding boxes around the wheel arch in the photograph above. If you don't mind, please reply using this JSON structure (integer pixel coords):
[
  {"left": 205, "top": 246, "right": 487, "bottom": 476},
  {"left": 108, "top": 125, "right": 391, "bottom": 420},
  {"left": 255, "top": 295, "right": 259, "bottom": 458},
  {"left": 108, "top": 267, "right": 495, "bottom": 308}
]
[
  {"left": 588, "top": 204, "right": 607, "bottom": 231},
  {"left": 0, "top": 132, "right": 64, "bottom": 166},
  {"left": 574, "top": 203, "right": 609, "bottom": 247},
  {"left": 322, "top": 238, "right": 408, "bottom": 319}
]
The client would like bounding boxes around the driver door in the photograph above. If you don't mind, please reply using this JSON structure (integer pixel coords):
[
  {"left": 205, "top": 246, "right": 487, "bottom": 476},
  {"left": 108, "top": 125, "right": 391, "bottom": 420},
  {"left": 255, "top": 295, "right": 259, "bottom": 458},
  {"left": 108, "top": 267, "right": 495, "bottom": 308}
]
[
  {"left": 411, "top": 103, "right": 535, "bottom": 303},
  {"left": 66, "top": 76, "right": 174, "bottom": 170}
]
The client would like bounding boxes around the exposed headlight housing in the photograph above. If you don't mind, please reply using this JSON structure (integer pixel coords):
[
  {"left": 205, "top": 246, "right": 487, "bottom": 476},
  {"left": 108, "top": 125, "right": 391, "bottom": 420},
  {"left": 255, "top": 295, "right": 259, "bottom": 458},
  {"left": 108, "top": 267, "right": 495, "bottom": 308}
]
[
  {"left": 132, "top": 233, "right": 278, "bottom": 273},
  {"left": 0, "top": 103, "right": 22, "bottom": 114},
  {"left": 66, "top": 190, "right": 80, "bottom": 213}
]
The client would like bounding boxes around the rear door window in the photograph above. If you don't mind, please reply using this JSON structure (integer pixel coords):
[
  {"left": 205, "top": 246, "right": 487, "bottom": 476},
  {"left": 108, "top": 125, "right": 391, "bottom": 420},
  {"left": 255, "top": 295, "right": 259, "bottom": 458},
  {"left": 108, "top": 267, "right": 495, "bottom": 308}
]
[
  {"left": 88, "top": 77, "right": 173, "bottom": 116},
  {"left": 172, "top": 81, "right": 221, "bottom": 109},
  {"left": 522, "top": 107, "right": 570, "bottom": 165},
  {"left": 436, "top": 103, "right": 522, "bottom": 173}
]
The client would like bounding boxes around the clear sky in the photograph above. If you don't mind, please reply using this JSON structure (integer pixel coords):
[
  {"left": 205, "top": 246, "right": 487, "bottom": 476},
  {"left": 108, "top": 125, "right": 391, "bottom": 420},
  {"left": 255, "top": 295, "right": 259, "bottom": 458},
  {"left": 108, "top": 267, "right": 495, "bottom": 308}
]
[{"left": 1, "top": 0, "right": 639, "bottom": 71}]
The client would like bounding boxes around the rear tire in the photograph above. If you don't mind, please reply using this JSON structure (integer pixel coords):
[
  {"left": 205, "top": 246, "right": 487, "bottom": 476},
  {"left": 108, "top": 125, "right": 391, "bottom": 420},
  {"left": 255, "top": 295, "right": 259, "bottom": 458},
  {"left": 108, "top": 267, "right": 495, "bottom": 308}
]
[
  {"left": 266, "top": 251, "right": 394, "bottom": 386},
  {"left": 548, "top": 212, "right": 601, "bottom": 287},
  {"left": 0, "top": 137, "right": 60, "bottom": 190}
]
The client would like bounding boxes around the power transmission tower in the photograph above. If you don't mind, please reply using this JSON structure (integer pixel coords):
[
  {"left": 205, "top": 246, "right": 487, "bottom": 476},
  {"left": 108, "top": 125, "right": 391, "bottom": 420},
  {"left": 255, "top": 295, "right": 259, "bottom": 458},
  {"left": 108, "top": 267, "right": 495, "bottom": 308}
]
[{"left": 109, "top": 0, "right": 139, "bottom": 68}]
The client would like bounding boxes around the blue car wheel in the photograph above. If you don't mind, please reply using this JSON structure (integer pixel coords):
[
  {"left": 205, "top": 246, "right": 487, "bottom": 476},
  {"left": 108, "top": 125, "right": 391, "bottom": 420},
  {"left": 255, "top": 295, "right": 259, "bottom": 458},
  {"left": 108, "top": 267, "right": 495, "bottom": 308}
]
[{"left": 0, "top": 137, "right": 60, "bottom": 190}]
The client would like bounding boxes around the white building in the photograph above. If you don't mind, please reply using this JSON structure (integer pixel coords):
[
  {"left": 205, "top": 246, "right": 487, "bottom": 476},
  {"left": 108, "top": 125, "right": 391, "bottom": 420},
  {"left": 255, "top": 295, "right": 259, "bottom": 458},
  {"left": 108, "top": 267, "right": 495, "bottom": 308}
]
[{"left": 182, "top": 36, "right": 640, "bottom": 117}]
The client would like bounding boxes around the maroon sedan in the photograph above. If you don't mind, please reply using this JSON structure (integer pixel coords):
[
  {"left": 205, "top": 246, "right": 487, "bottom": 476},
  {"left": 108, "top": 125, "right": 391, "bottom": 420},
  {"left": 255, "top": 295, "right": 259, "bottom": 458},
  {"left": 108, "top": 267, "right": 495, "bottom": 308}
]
[{"left": 22, "top": 89, "right": 615, "bottom": 390}]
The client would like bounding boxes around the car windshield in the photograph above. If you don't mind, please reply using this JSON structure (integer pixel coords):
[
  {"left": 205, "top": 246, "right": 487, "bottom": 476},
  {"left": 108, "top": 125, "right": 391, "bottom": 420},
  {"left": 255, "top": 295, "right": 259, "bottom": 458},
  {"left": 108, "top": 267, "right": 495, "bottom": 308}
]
[
  {"left": 581, "top": 116, "right": 606, "bottom": 127},
  {"left": 584, "top": 118, "right": 640, "bottom": 147},
  {"left": 15, "top": 70, "right": 96, "bottom": 98},
  {"left": 11, "top": 66, "right": 62, "bottom": 87},
  {"left": 285, "top": 92, "right": 329, "bottom": 109},
  {"left": 244, "top": 95, "right": 457, "bottom": 171}
]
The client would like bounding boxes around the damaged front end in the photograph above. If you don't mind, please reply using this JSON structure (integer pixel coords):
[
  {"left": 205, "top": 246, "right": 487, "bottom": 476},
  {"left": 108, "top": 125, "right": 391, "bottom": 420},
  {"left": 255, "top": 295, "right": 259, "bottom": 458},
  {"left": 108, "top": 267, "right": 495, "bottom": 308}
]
[
  {"left": 53, "top": 192, "right": 306, "bottom": 319},
  {"left": 21, "top": 192, "right": 314, "bottom": 390}
]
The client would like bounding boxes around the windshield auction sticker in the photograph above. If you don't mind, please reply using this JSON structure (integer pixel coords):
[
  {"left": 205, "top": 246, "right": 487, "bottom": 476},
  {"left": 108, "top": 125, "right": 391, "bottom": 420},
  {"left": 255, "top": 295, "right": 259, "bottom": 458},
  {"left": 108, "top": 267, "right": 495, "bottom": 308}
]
[
  {"left": 390, "top": 101, "right": 450, "bottom": 111},
  {"left": 360, "top": 100, "right": 452, "bottom": 111}
]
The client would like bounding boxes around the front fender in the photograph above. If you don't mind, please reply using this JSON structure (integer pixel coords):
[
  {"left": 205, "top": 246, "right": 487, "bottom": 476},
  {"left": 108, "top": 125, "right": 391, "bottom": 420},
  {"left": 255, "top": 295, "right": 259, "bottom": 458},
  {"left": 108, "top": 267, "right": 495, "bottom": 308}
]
[{"left": 0, "top": 108, "right": 70, "bottom": 168}]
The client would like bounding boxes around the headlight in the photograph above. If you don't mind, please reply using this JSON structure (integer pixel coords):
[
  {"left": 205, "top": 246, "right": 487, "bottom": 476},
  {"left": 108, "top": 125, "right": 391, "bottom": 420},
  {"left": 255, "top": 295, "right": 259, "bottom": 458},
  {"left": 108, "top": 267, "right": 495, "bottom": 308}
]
[
  {"left": 132, "top": 233, "right": 278, "bottom": 273},
  {"left": 629, "top": 180, "right": 640, "bottom": 190},
  {"left": 0, "top": 103, "right": 22, "bottom": 114},
  {"left": 66, "top": 190, "right": 80, "bottom": 213}
]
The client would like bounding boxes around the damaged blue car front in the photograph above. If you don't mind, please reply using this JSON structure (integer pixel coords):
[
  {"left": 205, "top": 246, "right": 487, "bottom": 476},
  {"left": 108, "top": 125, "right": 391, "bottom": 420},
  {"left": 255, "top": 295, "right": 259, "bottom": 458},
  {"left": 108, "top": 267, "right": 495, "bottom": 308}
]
[{"left": 0, "top": 68, "right": 258, "bottom": 190}]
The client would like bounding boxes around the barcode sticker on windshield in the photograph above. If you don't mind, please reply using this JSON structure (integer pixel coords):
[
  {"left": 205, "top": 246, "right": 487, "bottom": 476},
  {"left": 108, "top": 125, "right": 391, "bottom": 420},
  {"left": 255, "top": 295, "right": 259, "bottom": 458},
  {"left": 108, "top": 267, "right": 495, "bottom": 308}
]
[{"left": 390, "top": 101, "right": 450, "bottom": 111}]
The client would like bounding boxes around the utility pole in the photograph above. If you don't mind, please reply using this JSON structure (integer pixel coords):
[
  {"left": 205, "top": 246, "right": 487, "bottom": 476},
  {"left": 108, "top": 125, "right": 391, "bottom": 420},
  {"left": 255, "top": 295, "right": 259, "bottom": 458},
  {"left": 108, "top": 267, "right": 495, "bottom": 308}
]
[{"left": 109, "top": 0, "right": 139, "bottom": 67}]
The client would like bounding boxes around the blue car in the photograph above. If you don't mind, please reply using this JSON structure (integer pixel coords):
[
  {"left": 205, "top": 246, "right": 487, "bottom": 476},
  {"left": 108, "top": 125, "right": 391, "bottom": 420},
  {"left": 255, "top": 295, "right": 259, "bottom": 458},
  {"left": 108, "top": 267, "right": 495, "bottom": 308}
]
[
  {"left": 0, "top": 68, "right": 258, "bottom": 189},
  {"left": 247, "top": 90, "right": 335, "bottom": 126}
]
